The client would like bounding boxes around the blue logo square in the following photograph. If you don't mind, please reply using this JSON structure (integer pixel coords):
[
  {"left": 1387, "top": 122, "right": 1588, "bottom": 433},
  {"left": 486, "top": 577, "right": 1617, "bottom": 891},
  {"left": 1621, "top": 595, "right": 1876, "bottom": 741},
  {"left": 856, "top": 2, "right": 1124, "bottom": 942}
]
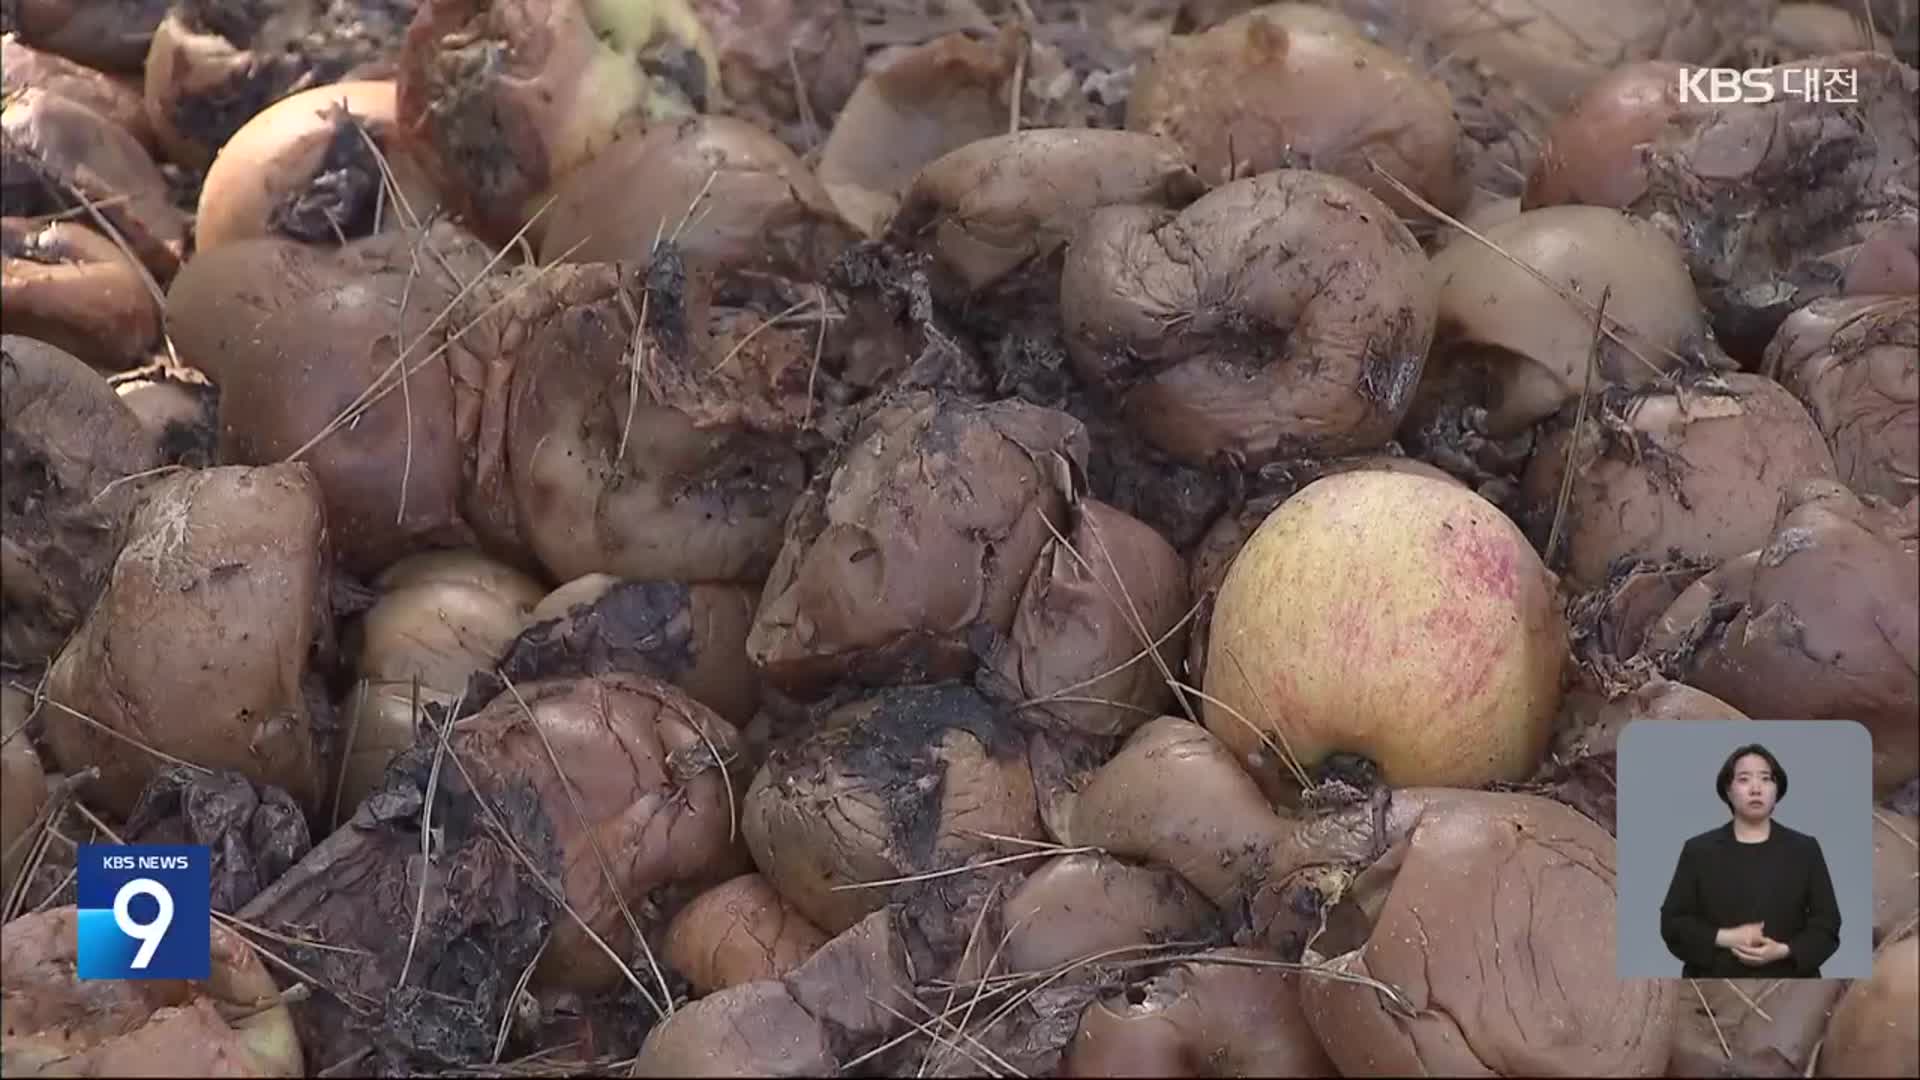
[{"left": 76, "top": 844, "right": 212, "bottom": 980}]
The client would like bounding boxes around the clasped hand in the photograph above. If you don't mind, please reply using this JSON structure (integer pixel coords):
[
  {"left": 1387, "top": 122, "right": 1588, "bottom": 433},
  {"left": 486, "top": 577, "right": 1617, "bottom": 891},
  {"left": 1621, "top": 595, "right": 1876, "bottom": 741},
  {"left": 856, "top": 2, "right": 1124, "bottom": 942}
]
[{"left": 1715, "top": 922, "right": 1791, "bottom": 966}]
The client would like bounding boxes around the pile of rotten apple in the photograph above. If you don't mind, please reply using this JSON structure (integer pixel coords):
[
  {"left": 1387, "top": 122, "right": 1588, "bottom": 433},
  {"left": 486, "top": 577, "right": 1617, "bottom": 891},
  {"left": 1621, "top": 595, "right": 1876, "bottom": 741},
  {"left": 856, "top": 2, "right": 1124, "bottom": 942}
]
[{"left": 2, "top": 1, "right": 1917, "bottom": 1076}]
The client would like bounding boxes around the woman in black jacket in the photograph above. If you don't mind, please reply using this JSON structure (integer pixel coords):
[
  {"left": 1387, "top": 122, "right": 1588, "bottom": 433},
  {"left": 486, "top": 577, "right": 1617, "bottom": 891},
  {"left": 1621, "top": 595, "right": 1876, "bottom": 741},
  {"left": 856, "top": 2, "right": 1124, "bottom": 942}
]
[{"left": 1659, "top": 743, "right": 1843, "bottom": 978}]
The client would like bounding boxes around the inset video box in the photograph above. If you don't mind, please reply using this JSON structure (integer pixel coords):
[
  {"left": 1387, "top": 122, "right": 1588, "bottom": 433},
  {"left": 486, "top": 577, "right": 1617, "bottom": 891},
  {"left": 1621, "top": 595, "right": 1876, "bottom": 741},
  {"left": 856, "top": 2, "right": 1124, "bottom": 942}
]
[{"left": 1615, "top": 720, "right": 1875, "bottom": 981}]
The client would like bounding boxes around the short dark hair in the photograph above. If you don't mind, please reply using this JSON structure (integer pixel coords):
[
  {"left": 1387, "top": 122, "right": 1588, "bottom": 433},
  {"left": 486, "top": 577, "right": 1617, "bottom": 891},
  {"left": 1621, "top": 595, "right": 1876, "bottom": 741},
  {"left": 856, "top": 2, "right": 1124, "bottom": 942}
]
[{"left": 1716, "top": 743, "right": 1788, "bottom": 810}]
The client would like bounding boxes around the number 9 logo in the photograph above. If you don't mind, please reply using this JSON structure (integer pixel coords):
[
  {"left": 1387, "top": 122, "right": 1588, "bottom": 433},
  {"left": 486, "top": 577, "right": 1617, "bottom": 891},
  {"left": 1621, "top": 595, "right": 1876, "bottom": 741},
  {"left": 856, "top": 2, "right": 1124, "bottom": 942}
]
[{"left": 112, "top": 878, "right": 174, "bottom": 970}]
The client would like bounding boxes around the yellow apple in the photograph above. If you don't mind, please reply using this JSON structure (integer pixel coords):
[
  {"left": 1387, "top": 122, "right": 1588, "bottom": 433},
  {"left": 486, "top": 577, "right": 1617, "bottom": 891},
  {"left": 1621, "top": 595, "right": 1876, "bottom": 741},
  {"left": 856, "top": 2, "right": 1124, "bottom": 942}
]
[{"left": 1202, "top": 469, "right": 1565, "bottom": 791}]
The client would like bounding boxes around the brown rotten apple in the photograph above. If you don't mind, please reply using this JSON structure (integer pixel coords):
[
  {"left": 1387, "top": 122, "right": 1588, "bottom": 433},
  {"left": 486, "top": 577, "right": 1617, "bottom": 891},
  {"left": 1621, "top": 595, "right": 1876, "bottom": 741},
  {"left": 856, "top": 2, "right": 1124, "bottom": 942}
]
[
  {"left": 1, "top": 906, "right": 303, "bottom": 1077},
  {"left": 1519, "top": 372, "right": 1839, "bottom": 590},
  {"left": 1060, "top": 169, "right": 1436, "bottom": 469},
  {"left": 1418, "top": 205, "right": 1726, "bottom": 442},
  {"left": 1, "top": 35, "right": 154, "bottom": 147},
  {"left": 441, "top": 672, "right": 751, "bottom": 992},
  {"left": 1523, "top": 61, "right": 1687, "bottom": 212},
  {"left": 3, "top": 0, "right": 171, "bottom": 72},
  {"left": 108, "top": 362, "right": 219, "bottom": 467},
  {"left": 740, "top": 682, "right": 1044, "bottom": 959},
  {"left": 1768, "top": 3, "right": 1888, "bottom": 58},
  {"left": 1816, "top": 933, "right": 1919, "bottom": 1078},
  {"left": 164, "top": 223, "right": 493, "bottom": 572},
  {"left": 1299, "top": 789, "right": 1677, "bottom": 1077},
  {"left": 691, "top": 0, "right": 861, "bottom": 147},
  {"left": 744, "top": 392, "right": 1084, "bottom": 695},
  {"left": 634, "top": 908, "right": 914, "bottom": 1076},
  {"left": 41, "top": 464, "right": 333, "bottom": 819},
  {"left": 1128, "top": 3, "right": 1465, "bottom": 213},
  {"left": 236, "top": 671, "right": 749, "bottom": 1068},
  {"left": 888, "top": 128, "right": 1205, "bottom": 304},
  {"left": 1170, "top": 1, "right": 1556, "bottom": 206},
  {"left": 536, "top": 113, "right": 855, "bottom": 279},
  {"left": 1, "top": 86, "right": 184, "bottom": 280},
  {"left": 997, "top": 853, "right": 1219, "bottom": 978},
  {"left": 1059, "top": 718, "right": 1399, "bottom": 952},
  {"left": 1370, "top": 0, "right": 1768, "bottom": 113},
  {"left": 1539, "top": 679, "right": 1747, "bottom": 834},
  {"left": 194, "top": 79, "right": 440, "bottom": 253},
  {"left": 661, "top": 871, "right": 828, "bottom": 996},
  {"left": 0, "top": 216, "right": 159, "bottom": 370},
  {"left": 1525, "top": 52, "right": 1920, "bottom": 359},
  {"left": 142, "top": 0, "right": 419, "bottom": 170},
  {"left": 1, "top": 336, "right": 161, "bottom": 668},
  {"left": 1872, "top": 808, "right": 1919, "bottom": 946},
  {"left": 1062, "top": 948, "right": 1334, "bottom": 1078},
  {"left": 335, "top": 549, "right": 545, "bottom": 818},
  {"left": 1647, "top": 479, "right": 1919, "bottom": 794},
  {"left": 925, "top": 862, "right": 1229, "bottom": 1077},
  {"left": 814, "top": 29, "right": 1020, "bottom": 237},
  {"left": 1667, "top": 973, "right": 1847, "bottom": 1077},
  {"left": 980, "top": 496, "right": 1191, "bottom": 740},
  {"left": 0, "top": 684, "right": 50, "bottom": 902},
  {"left": 396, "top": 0, "right": 717, "bottom": 246},
  {"left": 1763, "top": 294, "right": 1919, "bottom": 507},
  {"left": 490, "top": 575, "right": 761, "bottom": 726},
  {"left": 450, "top": 257, "right": 814, "bottom": 586}
]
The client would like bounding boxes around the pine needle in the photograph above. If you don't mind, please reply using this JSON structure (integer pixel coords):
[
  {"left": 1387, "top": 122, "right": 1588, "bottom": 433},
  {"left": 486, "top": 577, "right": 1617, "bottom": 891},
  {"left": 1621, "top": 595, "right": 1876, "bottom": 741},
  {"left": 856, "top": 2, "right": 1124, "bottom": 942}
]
[
  {"left": 830, "top": 847, "right": 1097, "bottom": 891},
  {"left": 1545, "top": 286, "right": 1611, "bottom": 566}
]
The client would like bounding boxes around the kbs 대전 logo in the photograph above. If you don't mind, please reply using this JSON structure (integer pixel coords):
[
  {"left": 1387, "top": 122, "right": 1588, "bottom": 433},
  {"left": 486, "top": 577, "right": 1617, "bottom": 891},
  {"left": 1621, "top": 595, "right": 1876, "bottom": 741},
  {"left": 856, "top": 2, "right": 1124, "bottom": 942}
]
[
  {"left": 76, "top": 845, "right": 212, "bottom": 980},
  {"left": 1677, "top": 66, "right": 1860, "bottom": 105}
]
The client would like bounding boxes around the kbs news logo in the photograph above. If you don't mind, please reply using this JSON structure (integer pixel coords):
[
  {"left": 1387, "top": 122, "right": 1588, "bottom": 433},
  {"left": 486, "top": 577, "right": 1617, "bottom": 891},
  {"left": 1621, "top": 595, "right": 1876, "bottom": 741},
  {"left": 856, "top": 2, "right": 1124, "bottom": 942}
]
[
  {"left": 76, "top": 844, "right": 212, "bottom": 980},
  {"left": 1677, "top": 67, "right": 1860, "bottom": 105}
]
